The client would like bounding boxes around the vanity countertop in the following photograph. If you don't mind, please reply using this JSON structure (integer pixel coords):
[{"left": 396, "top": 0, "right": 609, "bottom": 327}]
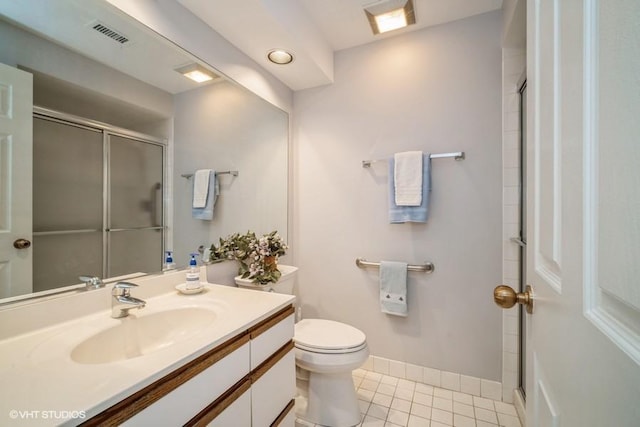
[{"left": 0, "top": 277, "right": 294, "bottom": 426}]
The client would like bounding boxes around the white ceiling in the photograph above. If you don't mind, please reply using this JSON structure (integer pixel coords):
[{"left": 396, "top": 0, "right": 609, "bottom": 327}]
[
  {"left": 301, "top": 0, "right": 503, "bottom": 51},
  {"left": 178, "top": 0, "right": 504, "bottom": 91},
  {"left": 1, "top": 0, "right": 504, "bottom": 95}
]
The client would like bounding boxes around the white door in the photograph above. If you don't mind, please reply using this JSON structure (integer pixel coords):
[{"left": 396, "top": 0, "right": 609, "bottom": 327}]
[
  {"left": 0, "top": 63, "right": 33, "bottom": 298},
  {"left": 525, "top": 0, "right": 640, "bottom": 425}
]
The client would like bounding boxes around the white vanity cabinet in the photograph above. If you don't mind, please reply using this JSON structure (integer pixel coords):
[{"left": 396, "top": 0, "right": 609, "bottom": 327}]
[
  {"left": 82, "top": 305, "right": 295, "bottom": 427},
  {"left": 251, "top": 349, "right": 295, "bottom": 427},
  {"left": 249, "top": 306, "right": 296, "bottom": 427},
  {"left": 122, "top": 339, "right": 251, "bottom": 427}
]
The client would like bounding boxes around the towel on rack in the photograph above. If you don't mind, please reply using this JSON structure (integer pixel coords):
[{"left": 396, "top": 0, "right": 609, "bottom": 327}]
[
  {"left": 388, "top": 153, "right": 431, "bottom": 223},
  {"left": 394, "top": 151, "right": 423, "bottom": 206},
  {"left": 380, "top": 261, "right": 408, "bottom": 317},
  {"left": 192, "top": 169, "right": 211, "bottom": 208},
  {"left": 192, "top": 170, "right": 219, "bottom": 220}
]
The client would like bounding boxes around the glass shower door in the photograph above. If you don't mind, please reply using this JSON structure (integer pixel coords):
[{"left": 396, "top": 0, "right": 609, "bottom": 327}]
[
  {"left": 32, "top": 117, "right": 103, "bottom": 292},
  {"left": 108, "top": 134, "right": 163, "bottom": 277}
]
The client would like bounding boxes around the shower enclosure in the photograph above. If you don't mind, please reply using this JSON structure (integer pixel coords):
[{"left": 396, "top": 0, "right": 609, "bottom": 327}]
[{"left": 32, "top": 108, "right": 165, "bottom": 292}]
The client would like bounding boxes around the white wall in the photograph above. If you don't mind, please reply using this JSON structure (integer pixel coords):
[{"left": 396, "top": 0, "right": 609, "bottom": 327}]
[
  {"left": 173, "top": 81, "right": 288, "bottom": 266},
  {"left": 293, "top": 11, "right": 503, "bottom": 381}
]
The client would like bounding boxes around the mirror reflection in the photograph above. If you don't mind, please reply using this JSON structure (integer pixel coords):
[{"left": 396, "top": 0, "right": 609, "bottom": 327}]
[{"left": 0, "top": 0, "right": 288, "bottom": 302}]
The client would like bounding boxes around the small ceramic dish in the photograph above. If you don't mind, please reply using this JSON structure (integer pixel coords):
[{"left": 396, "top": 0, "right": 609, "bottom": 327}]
[{"left": 175, "top": 283, "right": 205, "bottom": 294}]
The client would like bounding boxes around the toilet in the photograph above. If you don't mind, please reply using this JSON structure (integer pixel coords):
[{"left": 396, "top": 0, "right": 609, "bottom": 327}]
[
  {"left": 294, "top": 318, "right": 369, "bottom": 426},
  {"left": 236, "top": 265, "right": 369, "bottom": 427}
]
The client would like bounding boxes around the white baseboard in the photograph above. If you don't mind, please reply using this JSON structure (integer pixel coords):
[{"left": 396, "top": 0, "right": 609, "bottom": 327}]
[
  {"left": 513, "top": 388, "right": 526, "bottom": 426},
  {"left": 363, "top": 355, "right": 504, "bottom": 401}
]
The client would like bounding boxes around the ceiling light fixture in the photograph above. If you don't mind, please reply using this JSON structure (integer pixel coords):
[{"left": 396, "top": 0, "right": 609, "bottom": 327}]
[
  {"left": 364, "top": 0, "right": 416, "bottom": 35},
  {"left": 267, "top": 49, "right": 294, "bottom": 65},
  {"left": 175, "top": 63, "right": 218, "bottom": 83}
]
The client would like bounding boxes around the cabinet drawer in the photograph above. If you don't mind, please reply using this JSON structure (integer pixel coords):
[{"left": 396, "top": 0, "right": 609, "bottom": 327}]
[
  {"left": 249, "top": 306, "right": 294, "bottom": 370},
  {"left": 276, "top": 404, "right": 296, "bottom": 427},
  {"left": 251, "top": 345, "right": 295, "bottom": 427},
  {"left": 204, "top": 382, "right": 251, "bottom": 427},
  {"left": 121, "top": 341, "right": 250, "bottom": 426}
]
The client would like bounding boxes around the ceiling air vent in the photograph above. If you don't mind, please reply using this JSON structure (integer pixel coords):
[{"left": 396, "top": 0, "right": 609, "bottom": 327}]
[{"left": 89, "top": 20, "right": 130, "bottom": 45}]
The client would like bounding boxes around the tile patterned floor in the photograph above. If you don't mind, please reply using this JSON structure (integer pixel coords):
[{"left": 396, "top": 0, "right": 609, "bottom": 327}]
[{"left": 296, "top": 369, "right": 522, "bottom": 427}]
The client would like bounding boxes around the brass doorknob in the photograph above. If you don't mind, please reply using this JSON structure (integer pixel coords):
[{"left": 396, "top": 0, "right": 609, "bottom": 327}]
[
  {"left": 494, "top": 285, "right": 534, "bottom": 314},
  {"left": 13, "top": 238, "right": 31, "bottom": 249}
]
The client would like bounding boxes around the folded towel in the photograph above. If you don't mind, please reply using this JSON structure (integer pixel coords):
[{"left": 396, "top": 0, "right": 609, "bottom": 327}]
[
  {"left": 192, "top": 169, "right": 211, "bottom": 208},
  {"left": 394, "top": 151, "right": 423, "bottom": 206},
  {"left": 192, "top": 171, "right": 219, "bottom": 220},
  {"left": 389, "top": 153, "right": 431, "bottom": 223},
  {"left": 380, "top": 261, "right": 408, "bottom": 317}
]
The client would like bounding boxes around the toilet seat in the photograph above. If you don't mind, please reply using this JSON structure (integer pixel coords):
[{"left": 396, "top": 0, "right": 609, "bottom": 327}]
[{"left": 295, "top": 319, "right": 367, "bottom": 354}]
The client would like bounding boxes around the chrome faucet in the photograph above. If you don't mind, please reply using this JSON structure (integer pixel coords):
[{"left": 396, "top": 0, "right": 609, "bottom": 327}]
[
  {"left": 111, "top": 282, "right": 146, "bottom": 318},
  {"left": 79, "top": 275, "right": 104, "bottom": 290}
]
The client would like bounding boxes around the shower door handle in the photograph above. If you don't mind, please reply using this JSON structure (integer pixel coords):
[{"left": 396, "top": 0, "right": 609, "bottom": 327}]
[
  {"left": 493, "top": 285, "right": 534, "bottom": 314},
  {"left": 13, "top": 238, "right": 31, "bottom": 249}
]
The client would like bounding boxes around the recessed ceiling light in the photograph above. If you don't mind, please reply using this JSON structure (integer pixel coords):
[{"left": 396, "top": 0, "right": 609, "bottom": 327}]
[
  {"left": 175, "top": 63, "right": 218, "bottom": 83},
  {"left": 267, "top": 49, "right": 294, "bottom": 65},
  {"left": 364, "top": 0, "right": 416, "bottom": 35}
]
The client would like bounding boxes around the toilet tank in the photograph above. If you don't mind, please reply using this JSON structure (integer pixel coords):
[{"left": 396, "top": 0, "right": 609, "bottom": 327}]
[
  {"left": 271, "top": 265, "right": 298, "bottom": 294},
  {"left": 235, "top": 264, "right": 298, "bottom": 294}
]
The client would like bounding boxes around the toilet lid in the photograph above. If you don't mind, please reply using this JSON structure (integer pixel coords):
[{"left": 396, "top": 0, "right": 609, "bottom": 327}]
[{"left": 294, "top": 319, "right": 366, "bottom": 352}]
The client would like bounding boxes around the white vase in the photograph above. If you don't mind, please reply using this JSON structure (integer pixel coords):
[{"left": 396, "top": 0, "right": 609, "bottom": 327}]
[
  {"left": 234, "top": 265, "right": 298, "bottom": 293},
  {"left": 234, "top": 275, "right": 272, "bottom": 291}
]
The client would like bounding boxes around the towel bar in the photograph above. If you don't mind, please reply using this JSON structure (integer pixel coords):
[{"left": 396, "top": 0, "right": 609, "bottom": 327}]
[
  {"left": 355, "top": 258, "right": 434, "bottom": 273},
  {"left": 362, "top": 151, "right": 465, "bottom": 168},
  {"left": 181, "top": 170, "right": 239, "bottom": 179}
]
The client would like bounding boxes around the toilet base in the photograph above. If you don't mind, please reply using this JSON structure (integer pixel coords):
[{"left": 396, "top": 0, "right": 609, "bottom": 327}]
[{"left": 296, "top": 370, "right": 362, "bottom": 427}]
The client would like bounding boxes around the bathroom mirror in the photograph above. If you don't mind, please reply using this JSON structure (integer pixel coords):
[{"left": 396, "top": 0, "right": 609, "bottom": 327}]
[{"left": 0, "top": 0, "right": 288, "bottom": 303}]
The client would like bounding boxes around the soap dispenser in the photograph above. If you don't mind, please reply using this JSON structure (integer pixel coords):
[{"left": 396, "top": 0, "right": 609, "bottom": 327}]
[
  {"left": 164, "top": 251, "right": 176, "bottom": 271},
  {"left": 185, "top": 253, "right": 200, "bottom": 289}
]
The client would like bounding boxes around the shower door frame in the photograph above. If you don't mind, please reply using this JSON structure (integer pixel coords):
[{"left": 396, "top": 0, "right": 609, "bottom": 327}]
[
  {"left": 517, "top": 79, "right": 527, "bottom": 398},
  {"left": 32, "top": 106, "right": 167, "bottom": 281}
]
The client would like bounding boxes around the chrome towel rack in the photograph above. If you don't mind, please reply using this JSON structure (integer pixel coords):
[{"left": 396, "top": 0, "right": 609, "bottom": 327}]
[
  {"left": 362, "top": 151, "right": 465, "bottom": 168},
  {"left": 355, "top": 258, "right": 434, "bottom": 273},
  {"left": 181, "top": 170, "right": 239, "bottom": 179}
]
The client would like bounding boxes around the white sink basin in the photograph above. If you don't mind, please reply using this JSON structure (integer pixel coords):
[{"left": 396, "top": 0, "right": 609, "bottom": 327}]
[{"left": 71, "top": 307, "right": 217, "bottom": 364}]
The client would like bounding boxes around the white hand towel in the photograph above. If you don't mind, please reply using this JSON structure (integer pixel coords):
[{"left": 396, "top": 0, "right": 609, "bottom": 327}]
[
  {"left": 380, "top": 261, "right": 408, "bottom": 317},
  {"left": 394, "top": 151, "right": 423, "bottom": 206},
  {"left": 192, "top": 169, "right": 211, "bottom": 208},
  {"left": 388, "top": 153, "right": 431, "bottom": 223},
  {"left": 192, "top": 171, "right": 218, "bottom": 220}
]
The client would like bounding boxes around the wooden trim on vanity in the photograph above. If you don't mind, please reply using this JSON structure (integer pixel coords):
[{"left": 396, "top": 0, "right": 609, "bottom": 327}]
[
  {"left": 251, "top": 340, "right": 295, "bottom": 383},
  {"left": 271, "top": 399, "right": 295, "bottom": 427},
  {"left": 80, "top": 332, "right": 250, "bottom": 427},
  {"left": 186, "top": 377, "right": 252, "bottom": 427},
  {"left": 249, "top": 305, "right": 294, "bottom": 339}
]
